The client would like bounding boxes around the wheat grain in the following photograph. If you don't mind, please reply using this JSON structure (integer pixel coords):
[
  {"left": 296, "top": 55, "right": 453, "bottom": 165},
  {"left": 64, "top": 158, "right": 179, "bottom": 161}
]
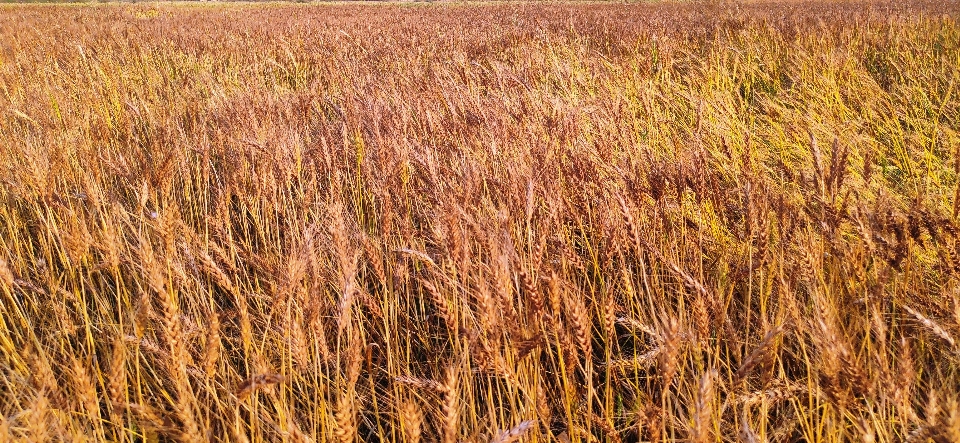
[
  {"left": 442, "top": 367, "right": 460, "bottom": 443},
  {"left": 904, "top": 305, "right": 956, "bottom": 349},
  {"left": 401, "top": 400, "right": 424, "bottom": 443},
  {"left": 489, "top": 420, "right": 534, "bottom": 443}
]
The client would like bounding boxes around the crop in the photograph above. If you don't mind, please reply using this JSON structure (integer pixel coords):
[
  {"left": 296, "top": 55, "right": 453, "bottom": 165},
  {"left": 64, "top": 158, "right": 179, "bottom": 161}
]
[{"left": 0, "top": 1, "right": 959, "bottom": 442}]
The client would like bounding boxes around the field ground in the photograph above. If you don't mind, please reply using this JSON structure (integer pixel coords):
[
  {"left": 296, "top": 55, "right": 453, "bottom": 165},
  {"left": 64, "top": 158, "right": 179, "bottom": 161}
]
[{"left": 1, "top": 1, "right": 959, "bottom": 442}]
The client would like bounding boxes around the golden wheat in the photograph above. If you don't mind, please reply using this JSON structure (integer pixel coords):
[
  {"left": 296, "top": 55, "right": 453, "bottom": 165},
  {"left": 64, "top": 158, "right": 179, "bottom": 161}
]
[{"left": 0, "top": 1, "right": 958, "bottom": 442}]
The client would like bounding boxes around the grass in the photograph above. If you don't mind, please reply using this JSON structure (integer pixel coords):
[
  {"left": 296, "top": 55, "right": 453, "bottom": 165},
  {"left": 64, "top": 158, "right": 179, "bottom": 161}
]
[{"left": 0, "top": 1, "right": 959, "bottom": 442}]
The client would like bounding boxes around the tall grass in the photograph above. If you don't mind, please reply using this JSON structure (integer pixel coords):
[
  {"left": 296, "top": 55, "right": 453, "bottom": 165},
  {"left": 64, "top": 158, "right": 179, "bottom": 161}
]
[{"left": 1, "top": 1, "right": 959, "bottom": 441}]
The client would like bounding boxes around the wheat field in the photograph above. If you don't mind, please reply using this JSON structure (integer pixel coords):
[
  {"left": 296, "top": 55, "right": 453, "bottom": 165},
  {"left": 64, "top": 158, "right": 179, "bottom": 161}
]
[{"left": 0, "top": 1, "right": 959, "bottom": 442}]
